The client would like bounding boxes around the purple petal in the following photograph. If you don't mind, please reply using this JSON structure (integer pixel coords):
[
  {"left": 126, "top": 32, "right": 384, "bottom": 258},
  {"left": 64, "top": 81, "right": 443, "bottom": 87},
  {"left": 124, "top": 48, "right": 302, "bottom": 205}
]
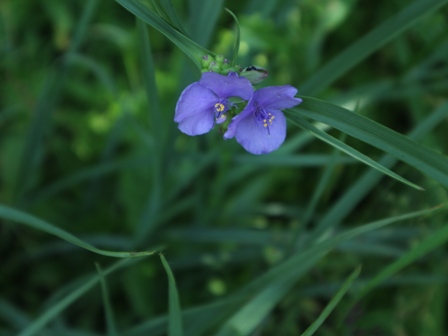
[
  {"left": 253, "top": 86, "right": 302, "bottom": 109},
  {"left": 175, "top": 82, "right": 216, "bottom": 135},
  {"left": 232, "top": 108, "right": 287, "bottom": 155},
  {"left": 199, "top": 72, "right": 254, "bottom": 100}
]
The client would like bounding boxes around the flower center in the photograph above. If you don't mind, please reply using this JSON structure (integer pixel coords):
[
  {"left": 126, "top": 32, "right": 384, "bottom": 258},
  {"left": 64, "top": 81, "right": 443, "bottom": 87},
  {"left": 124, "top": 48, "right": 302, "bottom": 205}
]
[
  {"left": 214, "top": 102, "right": 228, "bottom": 123},
  {"left": 256, "top": 107, "right": 275, "bottom": 135}
]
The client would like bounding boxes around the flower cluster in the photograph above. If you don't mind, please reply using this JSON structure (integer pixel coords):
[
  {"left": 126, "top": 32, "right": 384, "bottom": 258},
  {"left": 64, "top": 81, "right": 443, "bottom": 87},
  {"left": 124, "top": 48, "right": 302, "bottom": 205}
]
[{"left": 174, "top": 64, "right": 302, "bottom": 155}]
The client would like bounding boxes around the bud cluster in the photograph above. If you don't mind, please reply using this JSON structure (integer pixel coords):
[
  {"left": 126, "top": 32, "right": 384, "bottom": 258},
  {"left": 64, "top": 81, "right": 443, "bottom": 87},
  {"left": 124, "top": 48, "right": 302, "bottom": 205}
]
[{"left": 201, "top": 54, "right": 240, "bottom": 75}]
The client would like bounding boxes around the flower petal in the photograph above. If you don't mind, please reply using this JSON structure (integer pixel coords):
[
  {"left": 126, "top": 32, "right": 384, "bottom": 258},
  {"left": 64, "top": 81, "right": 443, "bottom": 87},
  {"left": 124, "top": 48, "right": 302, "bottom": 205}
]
[
  {"left": 253, "top": 86, "right": 302, "bottom": 109},
  {"left": 199, "top": 72, "right": 254, "bottom": 100},
  {"left": 233, "top": 108, "right": 287, "bottom": 155},
  {"left": 175, "top": 82, "right": 216, "bottom": 135}
]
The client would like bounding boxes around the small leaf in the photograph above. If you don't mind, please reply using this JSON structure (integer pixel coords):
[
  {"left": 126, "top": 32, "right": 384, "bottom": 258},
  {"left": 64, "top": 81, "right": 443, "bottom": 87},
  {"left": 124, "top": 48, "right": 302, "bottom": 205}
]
[{"left": 161, "top": 254, "right": 184, "bottom": 336}]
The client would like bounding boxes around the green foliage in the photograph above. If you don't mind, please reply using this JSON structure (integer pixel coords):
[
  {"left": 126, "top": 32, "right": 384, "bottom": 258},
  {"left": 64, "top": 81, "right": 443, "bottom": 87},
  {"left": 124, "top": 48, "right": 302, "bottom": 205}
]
[{"left": 1, "top": 0, "right": 448, "bottom": 335}]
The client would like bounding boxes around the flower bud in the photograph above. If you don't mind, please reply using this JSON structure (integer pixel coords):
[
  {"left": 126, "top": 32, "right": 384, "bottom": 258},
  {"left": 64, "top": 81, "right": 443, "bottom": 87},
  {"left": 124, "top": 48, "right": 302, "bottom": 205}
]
[
  {"left": 240, "top": 65, "right": 268, "bottom": 84},
  {"left": 201, "top": 54, "right": 213, "bottom": 68}
]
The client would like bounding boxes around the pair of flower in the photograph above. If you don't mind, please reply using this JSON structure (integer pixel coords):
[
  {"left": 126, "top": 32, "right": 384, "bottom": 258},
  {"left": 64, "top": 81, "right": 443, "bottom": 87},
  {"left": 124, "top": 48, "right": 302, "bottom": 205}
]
[{"left": 174, "top": 72, "right": 302, "bottom": 154}]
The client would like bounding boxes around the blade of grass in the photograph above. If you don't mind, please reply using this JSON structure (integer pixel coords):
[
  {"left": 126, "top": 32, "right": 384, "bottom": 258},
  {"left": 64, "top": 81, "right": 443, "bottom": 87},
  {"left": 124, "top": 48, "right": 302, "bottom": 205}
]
[
  {"left": 301, "top": 266, "right": 361, "bottom": 336},
  {"left": 350, "top": 215, "right": 448, "bottom": 307},
  {"left": 188, "top": 0, "right": 225, "bottom": 46},
  {"left": 288, "top": 113, "right": 422, "bottom": 190},
  {"left": 96, "top": 264, "right": 118, "bottom": 336},
  {"left": 287, "top": 137, "right": 346, "bottom": 255},
  {"left": 300, "top": 0, "right": 448, "bottom": 95},
  {"left": 18, "top": 258, "right": 138, "bottom": 336},
  {"left": 116, "top": 0, "right": 212, "bottom": 69},
  {"left": 338, "top": 213, "right": 448, "bottom": 326},
  {"left": 0, "top": 204, "right": 156, "bottom": 258},
  {"left": 307, "top": 100, "right": 448, "bottom": 243},
  {"left": 151, "top": 0, "right": 188, "bottom": 35},
  {"left": 160, "top": 254, "right": 183, "bottom": 336},
  {"left": 289, "top": 98, "right": 448, "bottom": 188},
  {"left": 13, "top": 0, "right": 98, "bottom": 204},
  {"left": 0, "top": 300, "right": 30, "bottom": 331},
  {"left": 225, "top": 8, "right": 241, "bottom": 66},
  {"left": 233, "top": 154, "right": 356, "bottom": 167},
  {"left": 215, "top": 206, "right": 441, "bottom": 336}
]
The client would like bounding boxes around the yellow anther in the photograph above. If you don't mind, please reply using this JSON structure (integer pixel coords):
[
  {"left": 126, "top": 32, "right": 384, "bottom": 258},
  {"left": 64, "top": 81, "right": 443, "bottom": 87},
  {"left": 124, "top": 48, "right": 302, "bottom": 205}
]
[{"left": 214, "top": 103, "right": 225, "bottom": 112}]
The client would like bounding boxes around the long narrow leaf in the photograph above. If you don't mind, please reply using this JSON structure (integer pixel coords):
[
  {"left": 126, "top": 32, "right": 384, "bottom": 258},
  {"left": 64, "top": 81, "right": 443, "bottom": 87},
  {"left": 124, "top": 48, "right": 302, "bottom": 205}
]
[
  {"left": 215, "top": 206, "right": 441, "bottom": 335},
  {"left": 352, "top": 215, "right": 448, "bottom": 303},
  {"left": 225, "top": 8, "right": 241, "bottom": 66},
  {"left": 307, "top": 100, "right": 448, "bottom": 243},
  {"left": 116, "top": 0, "right": 212, "bottom": 68},
  {"left": 300, "top": 0, "right": 448, "bottom": 95},
  {"left": 288, "top": 114, "right": 422, "bottom": 190},
  {"left": 160, "top": 254, "right": 183, "bottom": 336},
  {"left": 0, "top": 204, "right": 156, "bottom": 258},
  {"left": 289, "top": 98, "right": 448, "bottom": 188},
  {"left": 96, "top": 264, "right": 118, "bottom": 336},
  {"left": 301, "top": 266, "right": 361, "bottom": 336},
  {"left": 18, "top": 259, "right": 136, "bottom": 336}
]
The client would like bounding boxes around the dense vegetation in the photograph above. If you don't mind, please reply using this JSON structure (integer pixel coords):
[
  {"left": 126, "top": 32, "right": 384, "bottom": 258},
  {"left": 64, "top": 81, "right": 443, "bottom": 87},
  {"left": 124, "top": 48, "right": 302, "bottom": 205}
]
[{"left": 2, "top": 0, "right": 448, "bottom": 335}]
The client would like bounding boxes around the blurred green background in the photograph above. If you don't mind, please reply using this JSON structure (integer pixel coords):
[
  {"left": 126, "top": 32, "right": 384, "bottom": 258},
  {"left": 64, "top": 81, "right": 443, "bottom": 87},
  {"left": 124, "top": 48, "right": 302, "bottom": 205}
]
[{"left": 1, "top": 0, "right": 448, "bottom": 335}]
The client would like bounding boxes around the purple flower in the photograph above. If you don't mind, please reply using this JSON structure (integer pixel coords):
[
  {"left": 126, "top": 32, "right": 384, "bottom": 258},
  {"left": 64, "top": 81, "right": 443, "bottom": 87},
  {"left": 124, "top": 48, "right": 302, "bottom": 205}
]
[
  {"left": 224, "top": 86, "right": 302, "bottom": 154},
  {"left": 175, "top": 72, "right": 253, "bottom": 135}
]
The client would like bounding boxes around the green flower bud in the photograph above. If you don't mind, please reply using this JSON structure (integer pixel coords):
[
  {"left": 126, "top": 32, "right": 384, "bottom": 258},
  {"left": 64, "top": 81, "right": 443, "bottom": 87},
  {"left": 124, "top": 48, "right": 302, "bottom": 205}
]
[
  {"left": 215, "top": 54, "right": 225, "bottom": 64},
  {"left": 240, "top": 65, "right": 268, "bottom": 84},
  {"left": 208, "top": 61, "right": 221, "bottom": 72},
  {"left": 201, "top": 54, "right": 214, "bottom": 68}
]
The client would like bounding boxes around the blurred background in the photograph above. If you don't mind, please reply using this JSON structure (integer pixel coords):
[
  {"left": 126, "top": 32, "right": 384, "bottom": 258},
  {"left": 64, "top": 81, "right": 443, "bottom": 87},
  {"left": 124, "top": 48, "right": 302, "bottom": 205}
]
[{"left": 1, "top": 0, "right": 448, "bottom": 335}]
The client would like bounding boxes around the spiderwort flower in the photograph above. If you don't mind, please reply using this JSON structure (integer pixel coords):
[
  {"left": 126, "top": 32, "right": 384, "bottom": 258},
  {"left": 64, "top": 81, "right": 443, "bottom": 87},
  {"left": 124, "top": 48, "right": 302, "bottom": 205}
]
[
  {"left": 224, "top": 86, "right": 302, "bottom": 155},
  {"left": 175, "top": 72, "right": 253, "bottom": 135}
]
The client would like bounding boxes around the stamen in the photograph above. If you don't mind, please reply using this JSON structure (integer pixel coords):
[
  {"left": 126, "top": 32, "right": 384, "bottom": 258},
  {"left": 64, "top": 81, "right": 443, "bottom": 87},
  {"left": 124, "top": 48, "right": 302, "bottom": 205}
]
[
  {"left": 256, "top": 107, "right": 275, "bottom": 135},
  {"left": 214, "top": 102, "right": 228, "bottom": 122},
  {"left": 215, "top": 103, "right": 225, "bottom": 112}
]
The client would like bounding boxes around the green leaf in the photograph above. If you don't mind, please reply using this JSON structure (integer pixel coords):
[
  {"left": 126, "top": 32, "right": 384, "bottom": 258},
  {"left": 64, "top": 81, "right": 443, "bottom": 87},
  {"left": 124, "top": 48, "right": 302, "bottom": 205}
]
[
  {"left": 96, "top": 263, "right": 118, "bottom": 336},
  {"left": 116, "top": 0, "right": 212, "bottom": 69},
  {"left": 307, "top": 101, "right": 448, "bottom": 243},
  {"left": 353, "top": 209, "right": 448, "bottom": 302},
  {"left": 160, "top": 254, "right": 184, "bottom": 336},
  {"left": 0, "top": 204, "right": 156, "bottom": 258},
  {"left": 150, "top": 0, "right": 188, "bottom": 35},
  {"left": 215, "top": 206, "right": 440, "bottom": 336},
  {"left": 287, "top": 114, "right": 422, "bottom": 190},
  {"left": 224, "top": 8, "right": 241, "bottom": 66},
  {"left": 18, "top": 258, "right": 136, "bottom": 336},
  {"left": 301, "top": 266, "right": 361, "bottom": 336},
  {"left": 290, "top": 98, "right": 448, "bottom": 188},
  {"left": 13, "top": 0, "right": 99, "bottom": 203},
  {"left": 300, "top": 0, "right": 448, "bottom": 95}
]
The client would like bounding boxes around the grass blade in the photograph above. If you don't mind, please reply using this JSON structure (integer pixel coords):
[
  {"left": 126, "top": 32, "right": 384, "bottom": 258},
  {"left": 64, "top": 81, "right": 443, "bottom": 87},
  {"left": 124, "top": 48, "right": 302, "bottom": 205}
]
[
  {"left": 188, "top": 0, "right": 225, "bottom": 46},
  {"left": 290, "top": 98, "right": 448, "bottom": 188},
  {"left": 18, "top": 259, "right": 136, "bottom": 336},
  {"left": 301, "top": 266, "right": 361, "bottom": 336},
  {"left": 224, "top": 8, "right": 241, "bottom": 66},
  {"left": 215, "top": 207, "right": 441, "bottom": 335},
  {"left": 300, "top": 0, "right": 448, "bottom": 95},
  {"left": 160, "top": 254, "right": 183, "bottom": 336},
  {"left": 0, "top": 204, "right": 156, "bottom": 258},
  {"left": 116, "top": 0, "right": 212, "bottom": 68},
  {"left": 288, "top": 113, "right": 422, "bottom": 190},
  {"left": 352, "top": 212, "right": 448, "bottom": 304},
  {"left": 13, "top": 0, "right": 98, "bottom": 203},
  {"left": 307, "top": 100, "right": 448, "bottom": 243},
  {"left": 152, "top": 0, "right": 188, "bottom": 35},
  {"left": 96, "top": 263, "right": 118, "bottom": 336}
]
